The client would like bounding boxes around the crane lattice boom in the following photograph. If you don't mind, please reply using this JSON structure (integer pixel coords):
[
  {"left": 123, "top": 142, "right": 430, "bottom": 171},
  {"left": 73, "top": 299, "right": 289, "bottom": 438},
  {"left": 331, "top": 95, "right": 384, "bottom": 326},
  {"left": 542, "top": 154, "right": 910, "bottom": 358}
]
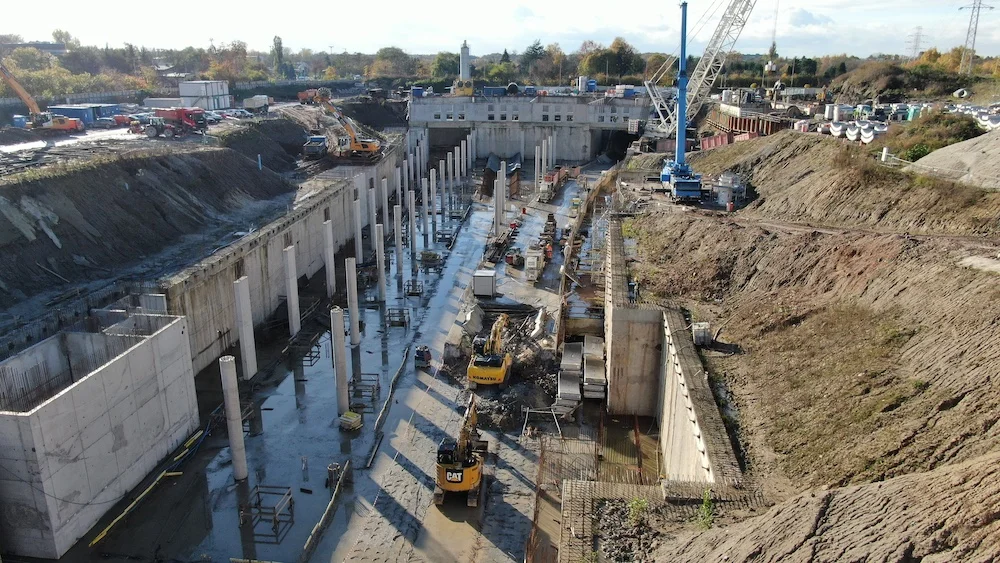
[{"left": 644, "top": 0, "right": 758, "bottom": 138}]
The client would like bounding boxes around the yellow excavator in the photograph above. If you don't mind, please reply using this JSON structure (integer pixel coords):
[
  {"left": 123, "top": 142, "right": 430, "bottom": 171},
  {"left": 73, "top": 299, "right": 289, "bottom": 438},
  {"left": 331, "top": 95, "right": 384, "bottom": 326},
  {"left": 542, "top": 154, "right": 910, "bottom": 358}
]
[
  {"left": 312, "top": 88, "right": 382, "bottom": 159},
  {"left": 0, "top": 62, "right": 85, "bottom": 134},
  {"left": 435, "top": 395, "right": 489, "bottom": 507},
  {"left": 466, "top": 313, "right": 513, "bottom": 389}
]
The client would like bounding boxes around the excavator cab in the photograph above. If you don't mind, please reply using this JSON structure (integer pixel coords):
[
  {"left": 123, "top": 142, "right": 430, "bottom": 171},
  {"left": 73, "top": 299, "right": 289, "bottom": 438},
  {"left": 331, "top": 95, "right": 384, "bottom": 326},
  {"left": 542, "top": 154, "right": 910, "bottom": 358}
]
[
  {"left": 437, "top": 438, "right": 457, "bottom": 465},
  {"left": 434, "top": 396, "right": 488, "bottom": 507}
]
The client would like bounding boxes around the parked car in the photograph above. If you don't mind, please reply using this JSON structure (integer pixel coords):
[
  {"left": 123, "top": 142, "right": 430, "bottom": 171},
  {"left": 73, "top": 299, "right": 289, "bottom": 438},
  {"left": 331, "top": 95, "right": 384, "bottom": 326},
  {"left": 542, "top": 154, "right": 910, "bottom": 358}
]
[
  {"left": 91, "top": 117, "right": 117, "bottom": 129},
  {"left": 203, "top": 111, "right": 222, "bottom": 124},
  {"left": 224, "top": 109, "right": 253, "bottom": 119},
  {"left": 129, "top": 113, "right": 152, "bottom": 124}
]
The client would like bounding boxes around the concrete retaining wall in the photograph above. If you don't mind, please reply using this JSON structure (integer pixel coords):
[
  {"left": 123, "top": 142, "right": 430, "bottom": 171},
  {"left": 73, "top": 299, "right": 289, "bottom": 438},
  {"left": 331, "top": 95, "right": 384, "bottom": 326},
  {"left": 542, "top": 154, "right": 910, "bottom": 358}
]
[
  {"left": 658, "top": 309, "right": 741, "bottom": 484},
  {"left": 605, "top": 306, "right": 663, "bottom": 416},
  {"left": 164, "top": 146, "right": 402, "bottom": 375},
  {"left": 0, "top": 316, "right": 197, "bottom": 558}
]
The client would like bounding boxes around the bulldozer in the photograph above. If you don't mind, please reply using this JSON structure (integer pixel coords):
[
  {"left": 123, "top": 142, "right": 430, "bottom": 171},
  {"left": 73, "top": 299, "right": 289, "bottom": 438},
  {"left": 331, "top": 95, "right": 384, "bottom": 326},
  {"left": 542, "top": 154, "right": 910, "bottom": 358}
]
[
  {"left": 435, "top": 395, "right": 489, "bottom": 507},
  {"left": 466, "top": 313, "right": 513, "bottom": 389}
]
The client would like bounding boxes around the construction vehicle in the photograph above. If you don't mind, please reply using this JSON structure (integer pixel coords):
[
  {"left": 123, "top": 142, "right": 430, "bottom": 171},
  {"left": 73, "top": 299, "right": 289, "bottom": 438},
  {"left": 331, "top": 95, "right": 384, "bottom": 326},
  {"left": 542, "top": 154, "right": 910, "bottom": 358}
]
[
  {"left": 539, "top": 166, "right": 567, "bottom": 203},
  {"left": 466, "top": 313, "right": 513, "bottom": 389},
  {"left": 150, "top": 108, "right": 208, "bottom": 137},
  {"left": 303, "top": 135, "right": 328, "bottom": 158},
  {"left": 525, "top": 244, "right": 545, "bottom": 282},
  {"left": 298, "top": 89, "right": 319, "bottom": 104},
  {"left": 313, "top": 92, "right": 382, "bottom": 160},
  {"left": 414, "top": 346, "right": 432, "bottom": 369},
  {"left": 0, "top": 62, "right": 85, "bottom": 135},
  {"left": 435, "top": 395, "right": 489, "bottom": 507}
]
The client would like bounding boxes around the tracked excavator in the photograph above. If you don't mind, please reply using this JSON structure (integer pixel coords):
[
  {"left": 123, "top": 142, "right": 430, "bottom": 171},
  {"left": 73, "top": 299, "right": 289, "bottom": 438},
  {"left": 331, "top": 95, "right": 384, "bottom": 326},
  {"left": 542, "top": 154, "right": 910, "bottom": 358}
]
[
  {"left": 0, "top": 62, "right": 85, "bottom": 134},
  {"left": 435, "top": 395, "right": 489, "bottom": 507},
  {"left": 311, "top": 88, "right": 382, "bottom": 160},
  {"left": 466, "top": 313, "right": 513, "bottom": 389}
]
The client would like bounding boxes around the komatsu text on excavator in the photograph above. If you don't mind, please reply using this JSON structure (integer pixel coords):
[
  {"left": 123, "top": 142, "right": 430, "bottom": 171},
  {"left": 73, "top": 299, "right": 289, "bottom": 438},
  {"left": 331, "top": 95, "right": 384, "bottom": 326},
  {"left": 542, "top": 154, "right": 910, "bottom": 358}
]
[{"left": 466, "top": 313, "right": 513, "bottom": 389}]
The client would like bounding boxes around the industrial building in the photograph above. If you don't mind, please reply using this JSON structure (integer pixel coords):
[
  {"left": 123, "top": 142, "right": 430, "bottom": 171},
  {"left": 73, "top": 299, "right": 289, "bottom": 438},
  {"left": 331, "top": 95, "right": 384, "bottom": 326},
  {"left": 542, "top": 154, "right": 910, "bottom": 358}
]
[{"left": 408, "top": 94, "right": 647, "bottom": 162}]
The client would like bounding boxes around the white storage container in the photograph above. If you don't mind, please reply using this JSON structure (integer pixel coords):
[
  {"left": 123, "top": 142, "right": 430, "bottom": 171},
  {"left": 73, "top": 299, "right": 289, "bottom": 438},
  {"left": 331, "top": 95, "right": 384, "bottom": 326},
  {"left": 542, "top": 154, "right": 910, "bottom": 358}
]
[{"left": 472, "top": 269, "right": 496, "bottom": 297}]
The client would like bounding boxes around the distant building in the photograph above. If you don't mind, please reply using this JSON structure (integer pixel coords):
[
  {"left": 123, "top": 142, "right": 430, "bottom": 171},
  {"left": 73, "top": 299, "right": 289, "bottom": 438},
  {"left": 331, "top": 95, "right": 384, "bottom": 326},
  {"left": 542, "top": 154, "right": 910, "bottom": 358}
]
[{"left": 0, "top": 42, "right": 68, "bottom": 56}]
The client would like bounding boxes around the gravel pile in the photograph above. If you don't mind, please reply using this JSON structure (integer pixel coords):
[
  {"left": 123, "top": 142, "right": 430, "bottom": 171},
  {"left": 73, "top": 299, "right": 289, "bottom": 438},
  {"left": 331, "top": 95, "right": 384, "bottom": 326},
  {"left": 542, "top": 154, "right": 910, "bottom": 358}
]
[{"left": 596, "top": 499, "right": 666, "bottom": 562}]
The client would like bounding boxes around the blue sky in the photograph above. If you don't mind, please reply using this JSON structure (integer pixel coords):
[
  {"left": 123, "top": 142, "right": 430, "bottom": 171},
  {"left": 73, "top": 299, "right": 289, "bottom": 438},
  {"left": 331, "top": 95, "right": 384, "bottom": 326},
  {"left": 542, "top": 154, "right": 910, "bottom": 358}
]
[{"left": 3, "top": 0, "right": 996, "bottom": 59}]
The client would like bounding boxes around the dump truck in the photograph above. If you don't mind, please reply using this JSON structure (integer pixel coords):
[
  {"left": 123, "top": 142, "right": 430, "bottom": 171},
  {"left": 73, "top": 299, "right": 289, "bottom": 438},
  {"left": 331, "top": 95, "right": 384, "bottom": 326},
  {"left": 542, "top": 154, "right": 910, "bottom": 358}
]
[
  {"left": 243, "top": 95, "right": 269, "bottom": 115},
  {"left": 303, "top": 135, "right": 328, "bottom": 158},
  {"left": 298, "top": 89, "right": 319, "bottom": 104},
  {"left": 539, "top": 166, "right": 567, "bottom": 203},
  {"left": 153, "top": 107, "right": 207, "bottom": 135}
]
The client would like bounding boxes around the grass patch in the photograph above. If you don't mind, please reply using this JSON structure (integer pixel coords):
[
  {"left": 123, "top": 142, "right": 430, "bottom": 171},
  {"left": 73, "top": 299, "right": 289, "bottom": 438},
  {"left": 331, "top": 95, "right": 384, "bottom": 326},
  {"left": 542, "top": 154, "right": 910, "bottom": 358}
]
[{"left": 697, "top": 489, "right": 714, "bottom": 529}]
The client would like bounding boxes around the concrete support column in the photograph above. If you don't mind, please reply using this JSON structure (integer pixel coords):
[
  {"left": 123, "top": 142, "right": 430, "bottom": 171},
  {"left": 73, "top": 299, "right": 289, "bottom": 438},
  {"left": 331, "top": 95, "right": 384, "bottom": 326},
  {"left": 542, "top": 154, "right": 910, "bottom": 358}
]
[
  {"left": 375, "top": 224, "right": 387, "bottom": 302},
  {"left": 420, "top": 178, "right": 430, "bottom": 246},
  {"left": 444, "top": 153, "right": 455, "bottom": 210},
  {"left": 395, "top": 166, "right": 402, "bottom": 211},
  {"left": 381, "top": 178, "right": 389, "bottom": 230},
  {"left": 323, "top": 220, "right": 336, "bottom": 297},
  {"left": 550, "top": 135, "right": 555, "bottom": 168},
  {"left": 541, "top": 140, "right": 548, "bottom": 178},
  {"left": 393, "top": 204, "right": 403, "bottom": 276},
  {"left": 429, "top": 168, "right": 438, "bottom": 233},
  {"left": 233, "top": 276, "right": 257, "bottom": 381},
  {"left": 368, "top": 187, "right": 377, "bottom": 252},
  {"left": 408, "top": 190, "right": 417, "bottom": 254},
  {"left": 461, "top": 140, "right": 468, "bottom": 177},
  {"left": 494, "top": 175, "right": 502, "bottom": 236},
  {"left": 330, "top": 307, "right": 350, "bottom": 415},
  {"left": 519, "top": 129, "right": 525, "bottom": 159},
  {"left": 552, "top": 133, "right": 557, "bottom": 166},
  {"left": 220, "top": 356, "right": 248, "bottom": 481},
  {"left": 440, "top": 158, "right": 448, "bottom": 213},
  {"left": 449, "top": 150, "right": 457, "bottom": 208},
  {"left": 499, "top": 159, "right": 506, "bottom": 224},
  {"left": 346, "top": 257, "right": 361, "bottom": 346},
  {"left": 535, "top": 148, "right": 541, "bottom": 193},
  {"left": 353, "top": 198, "right": 363, "bottom": 260},
  {"left": 403, "top": 158, "right": 409, "bottom": 193},
  {"left": 284, "top": 245, "right": 300, "bottom": 337},
  {"left": 471, "top": 131, "right": 476, "bottom": 165}
]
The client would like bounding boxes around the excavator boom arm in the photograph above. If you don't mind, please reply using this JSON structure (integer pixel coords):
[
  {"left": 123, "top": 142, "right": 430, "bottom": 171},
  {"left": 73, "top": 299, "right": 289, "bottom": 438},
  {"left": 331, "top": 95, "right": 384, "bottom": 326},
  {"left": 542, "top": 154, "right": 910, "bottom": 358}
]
[{"left": 0, "top": 62, "right": 41, "bottom": 115}]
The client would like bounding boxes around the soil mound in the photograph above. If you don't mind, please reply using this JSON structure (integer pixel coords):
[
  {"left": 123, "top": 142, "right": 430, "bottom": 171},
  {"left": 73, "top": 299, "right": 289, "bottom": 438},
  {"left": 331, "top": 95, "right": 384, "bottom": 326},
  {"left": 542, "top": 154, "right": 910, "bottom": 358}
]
[
  {"left": 0, "top": 148, "right": 294, "bottom": 307},
  {"left": 905, "top": 128, "right": 1000, "bottom": 190},
  {"left": 656, "top": 452, "right": 1000, "bottom": 561},
  {"left": 0, "top": 127, "right": 41, "bottom": 145},
  {"left": 688, "top": 130, "right": 1000, "bottom": 236},
  {"left": 338, "top": 99, "right": 407, "bottom": 129},
  {"left": 217, "top": 118, "right": 305, "bottom": 172}
]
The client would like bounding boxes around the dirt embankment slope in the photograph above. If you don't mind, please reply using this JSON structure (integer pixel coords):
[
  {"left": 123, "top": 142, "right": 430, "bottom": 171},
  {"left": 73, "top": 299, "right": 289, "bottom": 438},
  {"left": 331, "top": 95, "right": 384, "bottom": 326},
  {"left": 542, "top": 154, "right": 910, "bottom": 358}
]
[
  {"left": 630, "top": 130, "right": 1000, "bottom": 560},
  {"left": 0, "top": 148, "right": 294, "bottom": 308},
  {"left": 633, "top": 213, "right": 1000, "bottom": 490},
  {"left": 689, "top": 131, "right": 1000, "bottom": 236},
  {"left": 657, "top": 450, "right": 1000, "bottom": 562},
  {"left": 216, "top": 118, "right": 306, "bottom": 172}
]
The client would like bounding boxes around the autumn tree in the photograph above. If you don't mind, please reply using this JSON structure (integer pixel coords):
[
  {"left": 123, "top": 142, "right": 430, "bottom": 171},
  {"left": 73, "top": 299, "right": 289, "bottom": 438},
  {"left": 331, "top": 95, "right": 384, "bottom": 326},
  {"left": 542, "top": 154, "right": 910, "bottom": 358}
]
[
  {"left": 431, "top": 52, "right": 460, "bottom": 77},
  {"left": 368, "top": 47, "right": 417, "bottom": 77}
]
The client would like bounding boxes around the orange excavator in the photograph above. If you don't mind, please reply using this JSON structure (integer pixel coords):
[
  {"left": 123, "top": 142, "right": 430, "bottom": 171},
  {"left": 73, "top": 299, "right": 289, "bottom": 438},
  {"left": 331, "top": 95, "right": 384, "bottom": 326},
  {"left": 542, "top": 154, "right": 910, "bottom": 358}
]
[
  {"left": 312, "top": 87, "right": 382, "bottom": 159},
  {"left": 0, "top": 62, "right": 85, "bottom": 134}
]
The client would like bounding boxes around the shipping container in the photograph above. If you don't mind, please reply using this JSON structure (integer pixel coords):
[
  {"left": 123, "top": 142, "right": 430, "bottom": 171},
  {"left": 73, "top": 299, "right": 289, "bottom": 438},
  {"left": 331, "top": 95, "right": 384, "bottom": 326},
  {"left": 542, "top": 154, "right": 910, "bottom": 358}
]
[
  {"left": 586, "top": 79, "right": 598, "bottom": 92},
  {"left": 144, "top": 98, "right": 183, "bottom": 108},
  {"left": 13, "top": 115, "right": 28, "bottom": 128},
  {"left": 700, "top": 133, "right": 732, "bottom": 150},
  {"left": 524, "top": 85, "right": 537, "bottom": 95},
  {"left": 89, "top": 103, "right": 119, "bottom": 117},
  {"left": 46, "top": 105, "right": 97, "bottom": 124},
  {"left": 482, "top": 86, "right": 506, "bottom": 97},
  {"left": 179, "top": 80, "right": 230, "bottom": 99},
  {"left": 734, "top": 131, "right": 760, "bottom": 142},
  {"left": 410, "top": 86, "right": 424, "bottom": 98}
]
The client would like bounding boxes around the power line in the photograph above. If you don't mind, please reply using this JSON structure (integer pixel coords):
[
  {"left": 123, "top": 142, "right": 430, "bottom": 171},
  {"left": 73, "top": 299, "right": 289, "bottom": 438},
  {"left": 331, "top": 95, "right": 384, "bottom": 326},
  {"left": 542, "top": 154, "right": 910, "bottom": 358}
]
[
  {"left": 906, "top": 26, "right": 924, "bottom": 60},
  {"left": 960, "top": 0, "right": 994, "bottom": 75}
]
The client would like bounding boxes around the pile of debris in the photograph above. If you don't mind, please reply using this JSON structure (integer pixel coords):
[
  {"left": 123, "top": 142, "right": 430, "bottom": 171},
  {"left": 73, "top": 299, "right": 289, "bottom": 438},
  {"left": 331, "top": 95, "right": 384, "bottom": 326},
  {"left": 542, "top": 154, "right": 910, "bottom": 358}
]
[
  {"left": 595, "top": 498, "right": 666, "bottom": 562},
  {"left": 0, "top": 126, "right": 40, "bottom": 145}
]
